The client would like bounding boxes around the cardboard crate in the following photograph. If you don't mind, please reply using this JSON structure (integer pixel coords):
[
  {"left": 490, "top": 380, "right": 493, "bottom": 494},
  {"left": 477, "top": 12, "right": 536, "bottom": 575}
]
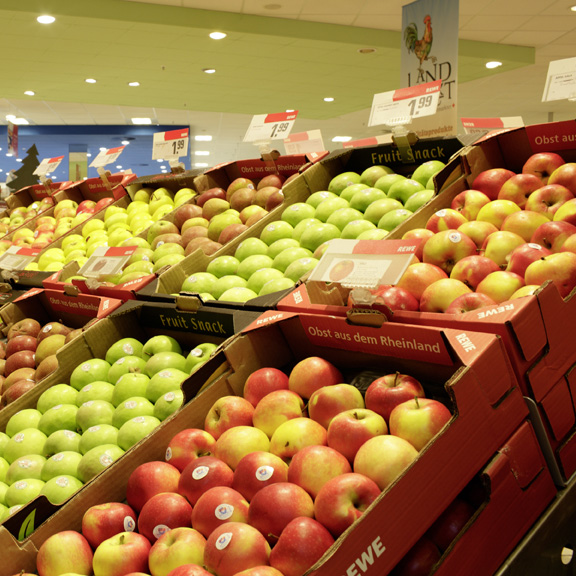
[
  {"left": 5, "top": 181, "right": 74, "bottom": 212},
  {"left": 429, "top": 420, "right": 556, "bottom": 576},
  {"left": 0, "top": 309, "right": 527, "bottom": 575},
  {"left": 60, "top": 172, "right": 136, "bottom": 203},
  {"left": 0, "top": 299, "right": 260, "bottom": 552}
]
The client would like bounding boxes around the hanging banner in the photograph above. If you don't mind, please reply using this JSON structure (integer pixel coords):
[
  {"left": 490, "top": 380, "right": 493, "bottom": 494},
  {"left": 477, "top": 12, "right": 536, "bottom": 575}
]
[
  {"left": 401, "top": 0, "right": 459, "bottom": 137},
  {"left": 7, "top": 122, "right": 18, "bottom": 156}
]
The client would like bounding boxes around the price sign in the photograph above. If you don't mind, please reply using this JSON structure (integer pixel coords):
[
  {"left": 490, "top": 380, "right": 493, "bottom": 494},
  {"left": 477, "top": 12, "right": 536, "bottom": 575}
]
[
  {"left": 542, "top": 57, "right": 576, "bottom": 102},
  {"left": 90, "top": 146, "right": 126, "bottom": 168},
  {"left": 153, "top": 128, "right": 189, "bottom": 160},
  {"left": 78, "top": 246, "right": 138, "bottom": 279},
  {"left": 343, "top": 135, "right": 393, "bottom": 149},
  {"left": 283, "top": 130, "right": 324, "bottom": 155},
  {"left": 243, "top": 111, "right": 298, "bottom": 143},
  {"left": 0, "top": 246, "right": 41, "bottom": 271},
  {"left": 368, "top": 80, "right": 441, "bottom": 127},
  {"left": 34, "top": 156, "right": 65, "bottom": 177},
  {"left": 461, "top": 117, "right": 524, "bottom": 135}
]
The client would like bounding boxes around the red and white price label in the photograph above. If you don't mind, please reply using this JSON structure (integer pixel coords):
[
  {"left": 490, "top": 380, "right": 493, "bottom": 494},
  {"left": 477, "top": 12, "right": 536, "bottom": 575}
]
[
  {"left": 343, "top": 135, "right": 393, "bottom": 149},
  {"left": 90, "top": 146, "right": 126, "bottom": 168},
  {"left": 152, "top": 128, "right": 189, "bottom": 160},
  {"left": 283, "top": 129, "right": 324, "bottom": 155},
  {"left": 0, "top": 246, "right": 41, "bottom": 271},
  {"left": 368, "top": 80, "right": 441, "bottom": 127},
  {"left": 34, "top": 155, "right": 65, "bottom": 177},
  {"left": 243, "top": 111, "right": 298, "bottom": 143},
  {"left": 461, "top": 116, "right": 524, "bottom": 134},
  {"left": 78, "top": 246, "right": 138, "bottom": 278}
]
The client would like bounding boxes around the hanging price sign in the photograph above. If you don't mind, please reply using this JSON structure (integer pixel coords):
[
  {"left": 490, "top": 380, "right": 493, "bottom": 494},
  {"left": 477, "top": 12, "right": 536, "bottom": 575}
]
[
  {"left": 283, "top": 130, "right": 324, "bottom": 155},
  {"left": 152, "top": 128, "right": 189, "bottom": 160},
  {"left": 90, "top": 146, "right": 125, "bottom": 168},
  {"left": 243, "top": 111, "right": 298, "bottom": 143},
  {"left": 368, "top": 80, "right": 441, "bottom": 127},
  {"left": 34, "top": 155, "right": 65, "bottom": 177},
  {"left": 461, "top": 116, "right": 524, "bottom": 135}
]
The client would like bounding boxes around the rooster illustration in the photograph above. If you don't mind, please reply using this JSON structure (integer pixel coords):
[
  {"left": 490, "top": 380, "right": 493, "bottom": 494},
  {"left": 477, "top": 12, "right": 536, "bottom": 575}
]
[{"left": 404, "top": 15, "right": 436, "bottom": 73}]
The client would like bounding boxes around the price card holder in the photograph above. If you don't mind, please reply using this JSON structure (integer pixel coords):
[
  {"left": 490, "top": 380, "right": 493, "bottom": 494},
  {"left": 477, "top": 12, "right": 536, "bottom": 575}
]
[
  {"left": 152, "top": 129, "right": 189, "bottom": 162},
  {"left": 96, "top": 167, "right": 112, "bottom": 190},
  {"left": 78, "top": 246, "right": 138, "bottom": 279},
  {"left": 0, "top": 247, "right": 41, "bottom": 272},
  {"left": 168, "top": 158, "right": 186, "bottom": 175}
]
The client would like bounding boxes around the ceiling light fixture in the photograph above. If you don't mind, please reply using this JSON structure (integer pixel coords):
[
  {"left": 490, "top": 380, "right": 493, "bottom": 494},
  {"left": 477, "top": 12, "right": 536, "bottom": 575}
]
[
  {"left": 486, "top": 61, "right": 502, "bottom": 69},
  {"left": 132, "top": 118, "right": 152, "bottom": 125},
  {"left": 571, "top": 5, "right": 576, "bottom": 11},
  {"left": 195, "top": 151, "right": 210, "bottom": 156},
  {"left": 203, "top": 68, "right": 216, "bottom": 74},
  {"left": 324, "top": 97, "right": 335, "bottom": 102},
  {"left": 358, "top": 48, "right": 376, "bottom": 54},
  {"left": 99, "top": 147, "right": 107, "bottom": 152},
  {"left": 195, "top": 135, "right": 212, "bottom": 141},
  {"left": 37, "top": 15, "right": 55, "bottom": 24},
  {"left": 6, "top": 153, "right": 13, "bottom": 157},
  {"left": 87, "top": 153, "right": 92, "bottom": 157},
  {"left": 24, "top": 90, "right": 35, "bottom": 96},
  {"left": 85, "top": 78, "right": 97, "bottom": 83},
  {"left": 157, "top": 159, "right": 164, "bottom": 162},
  {"left": 121, "top": 140, "right": 130, "bottom": 145},
  {"left": 116, "top": 165, "right": 122, "bottom": 169},
  {"left": 210, "top": 32, "right": 227, "bottom": 40},
  {"left": 128, "top": 81, "right": 140, "bottom": 87},
  {"left": 6, "top": 115, "right": 29, "bottom": 125},
  {"left": 286, "top": 109, "right": 295, "bottom": 112},
  {"left": 332, "top": 136, "right": 352, "bottom": 142}
]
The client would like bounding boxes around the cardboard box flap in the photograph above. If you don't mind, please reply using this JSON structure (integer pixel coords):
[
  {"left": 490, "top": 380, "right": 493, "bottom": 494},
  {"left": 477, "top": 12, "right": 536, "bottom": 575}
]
[{"left": 0, "top": 525, "right": 38, "bottom": 573}]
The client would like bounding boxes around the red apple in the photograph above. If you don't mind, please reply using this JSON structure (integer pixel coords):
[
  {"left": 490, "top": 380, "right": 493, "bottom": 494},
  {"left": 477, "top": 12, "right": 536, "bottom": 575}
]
[
  {"left": 506, "top": 243, "right": 552, "bottom": 277},
  {"left": 397, "top": 262, "right": 448, "bottom": 302},
  {"left": 36, "top": 530, "right": 94, "bottom": 576},
  {"left": 549, "top": 162, "right": 576, "bottom": 196},
  {"left": 525, "top": 251, "right": 576, "bottom": 298},
  {"left": 195, "top": 187, "right": 226, "bottom": 208},
  {"left": 173, "top": 203, "right": 203, "bottom": 229},
  {"left": 92, "top": 532, "right": 151, "bottom": 576},
  {"left": 401, "top": 228, "right": 434, "bottom": 261},
  {"left": 308, "top": 383, "right": 365, "bottom": 429},
  {"left": 392, "top": 536, "right": 442, "bottom": 576},
  {"left": 228, "top": 178, "right": 255, "bottom": 195},
  {"left": 457, "top": 220, "right": 499, "bottom": 249},
  {"left": 126, "top": 461, "right": 181, "bottom": 513},
  {"left": 232, "top": 451, "right": 289, "bottom": 502},
  {"left": 252, "top": 389, "right": 306, "bottom": 439},
  {"left": 419, "top": 278, "right": 473, "bottom": 313},
  {"left": 497, "top": 173, "right": 542, "bottom": 208},
  {"left": 95, "top": 197, "right": 115, "bottom": 211},
  {"left": 7, "top": 318, "right": 41, "bottom": 340},
  {"left": 166, "top": 565, "right": 213, "bottom": 576},
  {"left": 269, "top": 417, "right": 327, "bottom": 464},
  {"left": 476, "top": 270, "right": 525, "bottom": 304},
  {"left": 553, "top": 198, "right": 576, "bottom": 226},
  {"left": 525, "top": 184, "right": 574, "bottom": 219},
  {"left": 148, "top": 527, "right": 206, "bottom": 576},
  {"left": 365, "top": 373, "right": 425, "bottom": 423},
  {"left": 37, "top": 321, "right": 72, "bottom": 343},
  {"left": 471, "top": 168, "right": 516, "bottom": 200},
  {"left": 269, "top": 517, "right": 334, "bottom": 576},
  {"left": 177, "top": 455, "right": 234, "bottom": 506},
  {"left": 425, "top": 208, "right": 468, "bottom": 233},
  {"left": 182, "top": 225, "right": 209, "bottom": 245},
  {"left": 501, "top": 210, "right": 550, "bottom": 243},
  {"left": 165, "top": 428, "right": 216, "bottom": 472},
  {"left": 444, "top": 292, "right": 498, "bottom": 314},
  {"left": 82, "top": 501, "right": 138, "bottom": 550},
  {"left": 219, "top": 223, "right": 249, "bottom": 245},
  {"left": 427, "top": 497, "right": 476, "bottom": 552},
  {"left": 5, "top": 334, "right": 37, "bottom": 357},
  {"left": 481, "top": 230, "right": 525, "bottom": 269},
  {"left": 5, "top": 350, "right": 36, "bottom": 376},
  {"left": 530, "top": 220, "right": 576, "bottom": 252},
  {"left": 522, "top": 152, "right": 565, "bottom": 184},
  {"left": 561, "top": 234, "right": 576, "bottom": 255},
  {"left": 451, "top": 189, "right": 491, "bottom": 220},
  {"left": 370, "top": 284, "right": 420, "bottom": 312},
  {"left": 214, "top": 426, "right": 271, "bottom": 470},
  {"left": 138, "top": 491, "right": 193, "bottom": 543},
  {"left": 422, "top": 230, "right": 478, "bottom": 276},
  {"left": 204, "top": 395, "right": 255, "bottom": 440},
  {"left": 258, "top": 174, "right": 284, "bottom": 190},
  {"left": 449, "top": 255, "right": 501, "bottom": 290},
  {"left": 288, "top": 357, "right": 343, "bottom": 400},
  {"left": 242, "top": 367, "right": 290, "bottom": 407},
  {"left": 77, "top": 199, "right": 98, "bottom": 214},
  {"left": 0, "top": 378, "right": 37, "bottom": 406}
]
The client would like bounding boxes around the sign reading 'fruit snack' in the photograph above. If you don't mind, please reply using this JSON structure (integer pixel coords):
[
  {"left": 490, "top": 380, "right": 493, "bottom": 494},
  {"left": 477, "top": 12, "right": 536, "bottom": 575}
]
[{"left": 243, "top": 111, "right": 298, "bottom": 143}]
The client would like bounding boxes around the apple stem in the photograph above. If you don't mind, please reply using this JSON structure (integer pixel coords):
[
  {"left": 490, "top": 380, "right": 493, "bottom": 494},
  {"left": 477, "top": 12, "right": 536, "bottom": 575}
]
[
  {"left": 119, "top": 533, "right": 125, "bottom": 545},
  {"left": 393, "top": 372, "right": 400, "bottom": 387},
  {"left": 414, "top": 396, "right": 420, "bottom": 409}
]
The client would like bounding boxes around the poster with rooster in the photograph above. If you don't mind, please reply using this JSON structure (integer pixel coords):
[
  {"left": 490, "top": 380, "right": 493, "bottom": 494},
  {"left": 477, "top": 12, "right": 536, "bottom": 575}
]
[{"left": 401, "top": 0, "right": 459, "bottom": 137}]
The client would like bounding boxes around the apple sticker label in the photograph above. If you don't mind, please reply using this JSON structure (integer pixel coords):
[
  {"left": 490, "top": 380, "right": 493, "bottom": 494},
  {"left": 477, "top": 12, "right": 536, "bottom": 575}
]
[
  {"left": 14, "top": 433, "right": 25, "bottom": 443},
  {"left": 88, "top": 426, "right": 100, "bottom": 433},
  {"left": 64, "top": 430, "right": 77, "bottom": 439},
  {"left": 100, "top": 454, "right": 114, "bottom": 467},
  {"left": 125, "top": 400, "right": 137, "bottom": 409},
  {"left": 15, "top": 481, "right": 28, "bottom": 490},
  {"left": 448, "top": 232, "right": 462, "bottom": 243},
  {"left": 56, "top": 477, "right": 69, "bottom": 487},
  {"left": 123, "top": 343, "right": 134, "bottom": 355},
  {"left": 18, "top": 459, "right": 33, "bottom": 468},
  {"left": 256, "top": 465, "right": 274, "bottom": 482},
  {"left": 164, "top": 392, "right": 176, "bottom": 402},
  {"left": 159, "top": 370, "right": 172, "bottom": 378},
  {"left": 190, "top": 348, "right": 203, "bottom": 358},
  {"left": 115, "top": 358, "right": 125, "bottom": 365},
  {"left": 192, "top": 466, "right": 209, "bottom": 480},
  {"left": 43, "top": 324, "right": 53, "bottom": 333},
  {"left": 216, "top": 532, "right": 233, "bottom": 550},
  {"left": 165, "top": 447, "right": 173, "bottom": 461},
  {"left": 82, "top": 363, "right": 91, "bottom": 372},
  {"left": 153, "top": 524, "right": 170, "bottom": 539},
  {"left": 133, "top": 416, "right": 146, "bottom": 423},
  {"left": 215, "top": 504, "right": 234, "bottom": 520},
  {"left": 52, "top": 453, "right": 65, "bottom": 462},
  {"left": 124, "top": 516, "right": 136, "bottom": 532},
  {"left": 53, "top": 404, "right": 63, "bottom": 410}
]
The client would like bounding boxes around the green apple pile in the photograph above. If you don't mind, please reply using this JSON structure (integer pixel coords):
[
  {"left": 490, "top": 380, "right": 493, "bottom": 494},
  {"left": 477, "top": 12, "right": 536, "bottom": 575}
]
[
  {"left": 26, "top": 357, "right": 454, "bottom": 576},
  {"left": 0, "top": 335, "right": 218, "bottom": 519},
  {"left": 178, "top": 161, "right": 446, "bottom": 303},
  {"left": 391, "top": 152, "right": 576, "bottom": 313}
]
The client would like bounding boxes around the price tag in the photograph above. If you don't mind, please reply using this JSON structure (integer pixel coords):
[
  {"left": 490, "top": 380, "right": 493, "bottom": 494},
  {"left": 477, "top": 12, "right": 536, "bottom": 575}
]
[
  {"left": 0, "top": 246, "right": 41, "bottom": 271},
  {"left": 33, "top": 156, "right": 65, "bottom": 177},
  {"left": 542, "top": 57, "right": 576, "bottom": 102},
  {"left": 343, "top": 135, "right": 394, "bottom": 149},
  {"left": 368, "top": 80, "right": 441, "bottom": 128},
  {"left": 152, "top": 128, "right": 189, "bottom": 160},
  {"left": 283, "top": 130, "right": 324, "bottom": 155},
  {"left": 461, "top": 117, "right": 524, "bottom": 135},
  {"left": 78, "top": 246, "right": 138, "bottom": 279},
  {"left": 89, "top": 146, "right": 126, "bottom": 168},
  {"left": 243, "top": 111, "right": 298, "bottom": 143}
]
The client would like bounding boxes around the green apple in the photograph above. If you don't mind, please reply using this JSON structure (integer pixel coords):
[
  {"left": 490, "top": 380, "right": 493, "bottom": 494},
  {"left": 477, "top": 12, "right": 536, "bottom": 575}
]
[
  {"left": 127, "top": 247, "right": 154, "bottom": 265},
  {"left": 314, "top": 198, "right": 350, "bottom": 222},
  {"left": 234, "top": 237, "right": 269, "bottom": 261},
  {"left": 411, "top": 160, "right": 446, "bottom": 187},
  {"left": 126, "top": 200, "right": 150, "bottom": 215},
  {"left": 43, "top": 430, "right": 82, "bottom": 457},
  {"left": 79, "top": 424, "right": 120, "bottom": 455},
  {"left": 133, "top": 187, "right": 154, "bottom": 203},
  {"left": 0, "top": 480, "right": 8, "bottom": 503},
  {"left": 6, "top": 455, "right": 46, "bottom": 484},
  {"left": 404, "top": 189, "right": 435, "bottom": 212},
  {"left": 40, "top": 474, "right": 84, "bottom": 504},
  {"left": 247, "top": 267, "right": 285, "bottom": 294},
  {"left": 108, "top": 357, "right": 148, "bottom": 385},
  {"left": 104, "top": 206, "right": 126, "bottom": 221},
  {"left": 86, "top": 229, "right": 109, "bottom": 244},
  {"left": 206, "top": 255, "right": 240, "bottom": 278},
  {"left": 306, "top": 191, "right": 338, "bottom": 208},
  {"left": 118, "top": 271, "right": 151, "bottom": 284},
  {"left": 0, "top": 432, "right": 9, "bottom": 457},
  {"left": 281, "top": 203, "right": 316, "bottom": 227},
  {"left": 86, "top": 240, "right": 109, "bottom": 257},
  {"left": 374, "top": 173, "right": 407, "bottom": 194},
  {"left": 341, "top": 220, "right": 377, "bottom": 239},
  {"left": 185, "top": 343, "right": 218, "bottom": 374},
  {"left": 64, "top": 249, "right": 88, "bottom": 264},
  {"left": 378, "top": 208, "right": 414, "bottom": 231},
  {"left": 121, "top": 236, "right": 151, "bottom": 250},
  {"left": 182, "top": 217, "right": 209, "bottom": 231},
  {"left": 211, "top": 275, "right": 247, "bottom": 299},
  {"left": 152, "top": 204, "right": 176, "bottom": 221},
  {"left": 76, "top": 381, "right": 116, "bottom": 405},
  {"left": 123, "top": 261, "right": 154, "bottom": 276},
  {"left": 105, "top": 338, "right": 144, "bottom": 364},
  {"left": 292, "top": 218, "right": 322, "bottom": 242},
  {"left": 147, "top": 220, "right": 179, "bottom": 245},
  {"left": 75, "top": 400, "right": 116, "bottom": 433},
  {"left": 142, "top": 335, "right": 182, "bottom": 359},
  {"left": 175, "top": 187, "right": 197, "bottom": 205},
  {"left": 272, "top": 247, "right": 313, "bottom": 273},
  {"left": 77, "top": 444, "right": 125, "bottom": 483},
  {"left": 117, "top": 416, "right": 162, "bottom": 450},
  {"left": 357, "top": 229, "right": 389, "bottom": 240},
  {"left": 360, "top": 165, "right": 394, "bottom": 186},
  {"left": 207, "top": 213, "right": 242, "bottom": 242},
  {"left": 70, "top": 359, "right": 112, "bottom": 390},
  {"left": 326, "top": 208, "right": 364, "bottom": 231},
  {"left": 340, "top": 183, "right": 370, "bottom": 202},
  {"left": 62, "top": 234, "right": 86, "bottom": 251},
  {"left": 153, "top": 242, "right": 185, "bottom": 262},
  {"left": 219, "top": 287, "right": 259, "bottom": 302},
  {"left": 363, "top": 198, "right": 404, "bottom": 225},
  {"left": 148, "top": 195, "right": 174, "bottom": 216},
  {"left": 146, "top": 369, "right": 190, "bottom": 403},
  {"left": 38, "top": 404, "right": 79, "bottom": 436},
  {"left": 260, "top": 221, "right": 294, "bottom": 246},
  {"left": 387, "top": 179, "right": 425, "bottom": 204},
  {"left": 41, "top": 451, "right": 83, "bottom": 481},
  {"left": 108, "top": 228, "right": 134, "bottom": 247},
  {"left": 5, "top": 478, "right": 45, "bottom": 507},
  {"left": 349, "top": 188, "right": 387, "bottom": 212},
  {"left": 154, "top": 389, "right": 184, "bottom": 421},
  {"left": 105, "top": 212, "right": 129, "bottom": 230},
  {"left": 112, "top": 396, "right": 156, "bottom": 428},
  {"left": 112, "top": 373, "right": 150, "bottom": 407},
  {"left": 6, "top": 409, "right": 42, "bottom": 437},
  {"left": 81, "top": 219, "right": 106, "bottom": 238},
  {"left": 128, "top": 213, "right": 154, "bottom": 233},
  {"left": 152, "top": 254, "right": 185, "bottom": 273},
  {"left": 284, "top": 257, "right": 320, "bottom": 282},
  {"left": 145, "top": 351, "right": 187, "bottom": 377},
  {"left": 181, "top": 272, "right": 218, "bottom": 295},
  {"left": 3, "top": 429, "right": 48, "bottom": 464},
  {"left": 328, "top": 172, "right": 361, "bottom": 194},
  {"left": 237, "top": 254, "right": 274, "bottom": 280},
  {"left": 299, "top": 222, "right": 341, "bottom": 252},
  {"left": 267, "top": 238, "right": 300, "bottom": 259}
]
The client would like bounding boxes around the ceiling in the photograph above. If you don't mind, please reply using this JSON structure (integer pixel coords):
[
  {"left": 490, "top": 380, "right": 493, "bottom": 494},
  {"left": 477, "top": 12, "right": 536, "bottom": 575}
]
[{"left": 1, "top": 0, "right": 575, "bottom": 180}]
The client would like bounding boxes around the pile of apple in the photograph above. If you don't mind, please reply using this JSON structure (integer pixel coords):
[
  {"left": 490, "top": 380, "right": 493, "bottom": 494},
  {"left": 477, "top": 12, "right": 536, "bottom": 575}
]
[
  {"left": 24, "top": 357, "right": 453, "bottom": 576},
  {"left": 0, "top": 317, "right": 79, "bottom": 407},
  {"left": 372, "top": 153, "right": 576, "bottom": 314},
  {"left": 0, "top": 335, "right": 218, "bottom": 522},
  {"left": 175, "top": 161, "right": 446, "bottom": 303},
  {"left": 0, "top": 197, "right": 55, "bottom": 238}
]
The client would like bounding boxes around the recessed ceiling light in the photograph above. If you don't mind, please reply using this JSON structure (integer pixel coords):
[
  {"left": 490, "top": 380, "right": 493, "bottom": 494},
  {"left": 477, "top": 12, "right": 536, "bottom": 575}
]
[
  {"left": 195, "top": 135, "right": 212, "bottom": 141},
  {"left": 87, "top": 153, "right": 92, "bottom": 157},
  {"left": 128, "top": 81, "right": 140, "bottom": 87},
  {"left": 195, "top": 151, "right": 210, "bottom": 156},
  {"left": 0, "top": 169, "right": 3, "bottom": 173},
  {"left": 5, "top": 115, "right": 29, "bottom": 125},
  {"left": 85, "top": 78, "right": 97, "bottom": 84},
  {"left": 486, "top": 61, "right": 502, "bottom": 69},
  {"left": 358, "top": 48, "right": 376, "bottom": 54},
  {"left": 37, "top": 15, "right": 55, "bottom": 24},
  {"left": 195, "top": 163, "right": 209, "bottom": 168},
  {"left": 116, "top": 165, "right": 122, "bottom": 169},
  {"left": 286, "top": 109, "right": 295, "bottom": 112},
  {"left": 332, "top": 136, "right": 352, "bottom": 142},
  {"left": 571, "top": 5, "right": 576, "bottom": 11},
  {"left": 324, "top": 97, "right": 335, "bottom": 102},
  {"left": 99, "top": 147, "right": 107, "bottom": 152},
  {"left": 160, "top": 166, "right": 166, "bottom": 170},
  {"left": 6, "top": 153, "right": 13, "bottom": 157},
  {"left": 121, "top": 140, "right": 130, "bottom": 145},
  {"left": 203, "top": 68, "right": 216, "bottom": 74},
  {"left": 16, "top": 158, "right": 22, "bottom": 162},
  {"left": 161, "top": 169, "right": 168, "bottom": 173},
  {"left": 210, "top": 32, "right": 227, "bottom": 40},
  {"left": 24, "top": 90, "right": 35, "bottom": 96},
  {"left": 132, "top": 118, "right": 152, "bottom": 125},
  {"left": 157, "top": 158, "right": 164, "bottom": 162}
]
